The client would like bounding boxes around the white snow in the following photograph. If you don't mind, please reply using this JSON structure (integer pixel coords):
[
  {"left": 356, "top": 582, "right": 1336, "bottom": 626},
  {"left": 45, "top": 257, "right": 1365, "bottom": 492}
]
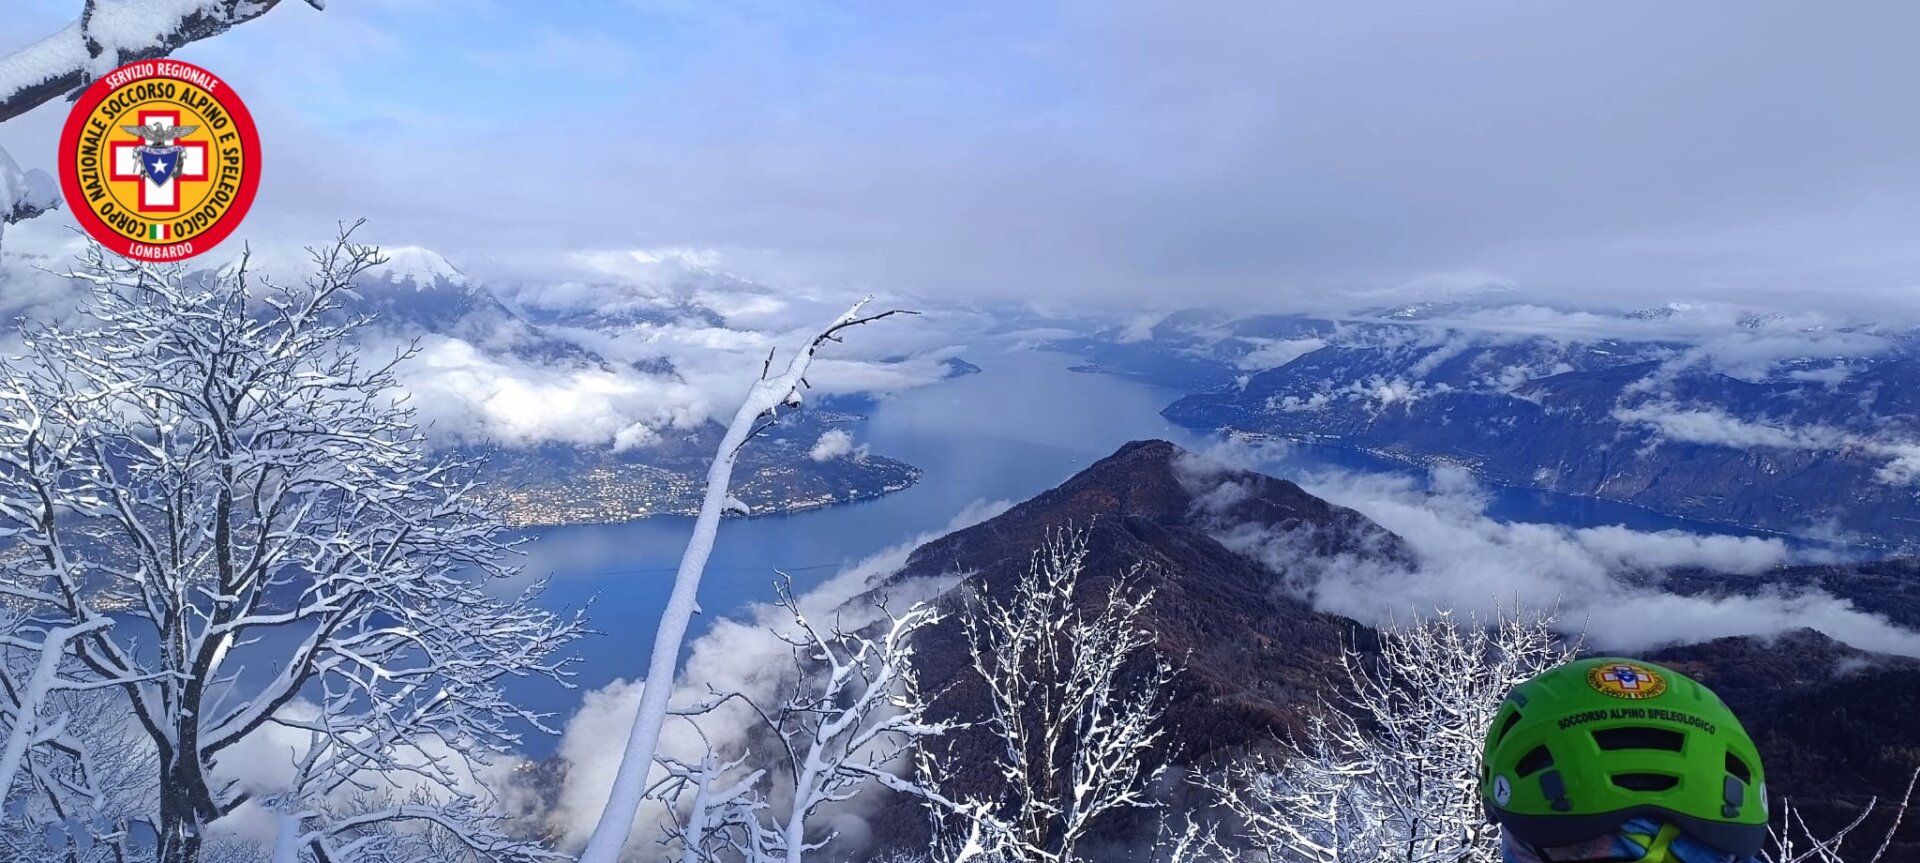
[
  {"left": 0, "top": 146, "right": 56, "bottom": 215},
  {"left": 0, "top": 144, "right": 58, "bottom": 253},
  {"left": 0, "top": 22, "right": 87, "bottom": 111},
  {"left": 365, "top": 245, "right": 469, "bottom": 289}
]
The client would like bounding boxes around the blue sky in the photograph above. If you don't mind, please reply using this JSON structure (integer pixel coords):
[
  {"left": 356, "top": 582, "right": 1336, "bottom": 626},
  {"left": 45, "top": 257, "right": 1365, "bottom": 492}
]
[{"left": 4, "top": 0, "right": 1920, "bottom": 314}]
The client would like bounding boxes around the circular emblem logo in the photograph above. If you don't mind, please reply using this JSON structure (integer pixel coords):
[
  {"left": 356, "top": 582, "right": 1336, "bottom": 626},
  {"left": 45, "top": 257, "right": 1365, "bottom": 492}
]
[
  {"left": 1492, "top": 775, "right": 1513, "bottom": 806},
  {"left": 1586, "top": 661, "right": 1668, "bottom": 700},
  {"left": 58, "top": 60, "right": 260, "bottom": 262}
]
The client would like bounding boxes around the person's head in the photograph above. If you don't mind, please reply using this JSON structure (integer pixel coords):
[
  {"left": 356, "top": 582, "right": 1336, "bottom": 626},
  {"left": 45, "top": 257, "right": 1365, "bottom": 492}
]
[{"left": 1480, "top": 658, "right": 1767, "bottom": 863}]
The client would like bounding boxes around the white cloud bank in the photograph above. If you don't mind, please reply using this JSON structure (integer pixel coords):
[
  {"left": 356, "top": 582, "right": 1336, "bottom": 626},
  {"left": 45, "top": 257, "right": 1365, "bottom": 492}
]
[
  {"left": 1180, "top": 447, "right": 1920, "bottom": 658},
  {"left": 395, "top": 334, "right": 711, "bottom": 451},
  {"left": 532, "top": 498, "right": 1011, "bottom": 853},
  {"left": 1612, "top": 402, "right": 1920, "bottom": 485}
]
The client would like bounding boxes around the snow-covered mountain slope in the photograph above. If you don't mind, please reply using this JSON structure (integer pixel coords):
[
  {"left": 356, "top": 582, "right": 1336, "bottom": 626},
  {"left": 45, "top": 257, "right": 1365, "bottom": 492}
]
[
  {"left": 1053, "top": 304, "right": 1920, "bottom": 543},
  {"left": 365, "top": 245, "right": 469, "bottom": 289}
]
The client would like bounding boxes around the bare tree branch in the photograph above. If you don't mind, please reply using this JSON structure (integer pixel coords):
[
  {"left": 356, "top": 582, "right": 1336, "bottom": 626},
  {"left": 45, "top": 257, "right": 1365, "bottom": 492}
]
[{"left": 0, "top": 0, "right": 322, "bottom": 124}]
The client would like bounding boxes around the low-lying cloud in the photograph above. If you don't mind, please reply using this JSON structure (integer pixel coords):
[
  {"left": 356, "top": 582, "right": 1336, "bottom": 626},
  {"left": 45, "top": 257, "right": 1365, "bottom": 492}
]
[
  {"left": 1612, "top": 401, "right": 1920, "bottom": 486},
  {"left": 530, "top": 498, "right": 1010, "bottom": 853},
  {"left": 393, "top": 334, "right": 712, "bottom": 451},
  {"left": 1182, "top": 444, "right": 1920, "bottom": 657}
]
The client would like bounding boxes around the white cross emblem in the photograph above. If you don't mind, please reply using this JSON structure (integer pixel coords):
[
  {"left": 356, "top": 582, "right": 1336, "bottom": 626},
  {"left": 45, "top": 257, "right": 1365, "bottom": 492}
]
[{"left": 110, "top": 112, "right": 208, "bottom": 213}]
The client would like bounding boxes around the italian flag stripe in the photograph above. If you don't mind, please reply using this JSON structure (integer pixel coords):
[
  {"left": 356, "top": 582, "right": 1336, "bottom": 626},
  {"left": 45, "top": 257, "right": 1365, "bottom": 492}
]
[{"left": 148, "top": 223, "right": 169, "bottom": 241}]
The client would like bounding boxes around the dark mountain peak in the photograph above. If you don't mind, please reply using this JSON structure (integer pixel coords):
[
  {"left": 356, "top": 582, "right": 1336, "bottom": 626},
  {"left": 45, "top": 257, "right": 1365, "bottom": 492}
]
[
  {"left": 1040, "top": 438, "right": 1373, "bottom": 525},
  {"left": 886, "top": 440, "right": 1405, "bottom": 749},
  {"left": 865, "top": 440, "right": 1405, "bottom": 852},
  {"left": 897, "top": 439, "right": 1403, "bottom": 579},
  {"left": 864, "top": 438, "right": 1920, "bottom": 855}
]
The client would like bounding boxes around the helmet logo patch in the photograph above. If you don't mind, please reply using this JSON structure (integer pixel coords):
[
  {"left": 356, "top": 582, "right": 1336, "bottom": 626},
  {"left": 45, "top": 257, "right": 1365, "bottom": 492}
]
[
  {"left": 1493, "top": 774, "right": 1513, "bottom": 806},
  {"left": 1588, "top": 662, "right": 1667, "bottom": 700}
]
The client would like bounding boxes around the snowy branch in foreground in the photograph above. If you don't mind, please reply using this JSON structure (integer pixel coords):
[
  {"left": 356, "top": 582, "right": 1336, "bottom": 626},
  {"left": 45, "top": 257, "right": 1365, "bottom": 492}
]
[
  {"left": 919, "top": 526, "right": 1180, "bottom": 863},
  {"left": 579, "top": 298, "right": 917, "bottom": 863},
  {"left": 0, "top": 0, "right": 323, "bottom": 124},
  {"left": 1770, "top": 768, "right": 1918, "bottom": 863},
  {"left": 654, "top": 583, "right": 955, "bottom": 863}
]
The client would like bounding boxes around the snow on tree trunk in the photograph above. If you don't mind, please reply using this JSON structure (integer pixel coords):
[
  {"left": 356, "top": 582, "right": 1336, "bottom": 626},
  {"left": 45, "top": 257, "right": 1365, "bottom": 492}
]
[
  {"left": 579, "top": 299, "right": 915, "bottom": 863},
  {"left": 0, "top": 0, "right": 324, "bottom": 124}
]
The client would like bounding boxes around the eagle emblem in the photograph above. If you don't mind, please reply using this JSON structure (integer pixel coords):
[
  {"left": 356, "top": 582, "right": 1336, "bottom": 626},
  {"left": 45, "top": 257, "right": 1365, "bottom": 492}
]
[{"left": 120, "top": 120, "right": 201, "bottom": 188}]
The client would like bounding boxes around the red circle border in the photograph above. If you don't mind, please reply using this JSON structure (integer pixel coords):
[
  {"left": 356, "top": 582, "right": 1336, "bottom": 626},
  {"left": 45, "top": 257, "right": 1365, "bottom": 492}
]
[{"left": 57, "top": 60, "right": 262, "bottom": 263}]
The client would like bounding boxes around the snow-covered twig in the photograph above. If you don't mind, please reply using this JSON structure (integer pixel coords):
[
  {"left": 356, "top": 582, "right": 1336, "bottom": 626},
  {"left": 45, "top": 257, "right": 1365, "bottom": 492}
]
[
  {"left": 1770, "top": 768, "right": 1919, "bottom": 863},
  {"left": 1205, "top": 609, "right": 1573, "bottom": 863},
  {"left": 580, "top": 297, "right": 916, "bottom": 863},
  {"left": 0, "top": 0, "right": 324, "bottom": 124},
  {"left": 919, "top": 525, "right": 1179, "bottom": 862},
  {"left": 653, "top": 584, "right": 955, "bottom": 863}
]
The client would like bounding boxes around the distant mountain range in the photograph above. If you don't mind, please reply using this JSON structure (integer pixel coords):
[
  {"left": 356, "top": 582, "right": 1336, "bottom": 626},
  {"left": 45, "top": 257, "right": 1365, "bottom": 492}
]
[
  {"left": 1051, "top": 307, "right": 1920, "bottom": 544},
  {"left": 844, "top": 439, "right": 1920, "bottom": 858}
]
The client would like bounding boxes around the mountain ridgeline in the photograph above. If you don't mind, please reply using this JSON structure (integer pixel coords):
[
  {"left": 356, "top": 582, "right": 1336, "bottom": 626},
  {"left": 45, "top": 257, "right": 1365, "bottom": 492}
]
[{"left": 858, "top": 440, "right": 1920, "bottom": 857}]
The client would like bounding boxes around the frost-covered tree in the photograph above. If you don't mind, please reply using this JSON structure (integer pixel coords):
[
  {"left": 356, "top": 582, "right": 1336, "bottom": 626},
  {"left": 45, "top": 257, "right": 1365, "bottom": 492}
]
[
  {"left": 919, "top": 526, "right": 1180, "bottom": 863},
  {"left": 0, "top": 229, "right": 583, "bottom": 863},
  {"left": 581, "top": 299, "right": 915, "bottom": 863},
  {"left": 0, "top": 616, "right": 156, "bottom": 862},
  {"left": 653, "top": 583, "right": 955, "bottom": 863},
  {"left": 1206, "top": 610, "right": 1572, "bottom": 863}
]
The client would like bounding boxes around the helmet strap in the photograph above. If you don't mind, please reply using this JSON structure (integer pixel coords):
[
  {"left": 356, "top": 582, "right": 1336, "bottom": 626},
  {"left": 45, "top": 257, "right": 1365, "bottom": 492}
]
[{"left": 1637, "top": 822, "right": 1683, "bottom": 863}]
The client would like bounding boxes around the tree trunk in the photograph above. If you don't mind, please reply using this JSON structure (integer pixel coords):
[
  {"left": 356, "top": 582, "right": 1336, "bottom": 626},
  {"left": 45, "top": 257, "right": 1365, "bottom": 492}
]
[{"left": 157, "top": 724, "right": 210, "bottom": 863}]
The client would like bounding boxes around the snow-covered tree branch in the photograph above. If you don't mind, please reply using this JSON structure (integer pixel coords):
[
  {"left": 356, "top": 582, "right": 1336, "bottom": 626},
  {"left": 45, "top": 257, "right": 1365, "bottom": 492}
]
[
  {"left": 580, "top": 298, "right": 917, "bottom": 863},
  {"left": 919, "top": 526, "right": 1180, "bottom": 863},
  {"left": 653, "top": 582, "right": 955, "bottom": 863},
  {"left": 0, "top": 226, "right": 584, "bottom": 863},
  {"left": 1770, "top": 768, "right": 1918, "bottom": 863},
  {"left": 0, "top": 610, "right": 155, "bottom": 862},
  {"left": 0, "top": 0, "right": 324, "bottom": 124},
  {"left": 0, "top": 0, "right": 320, "bottom": 245},
  {"left": 1204, "top": 610, "right": 1573, "bottom": 863}
]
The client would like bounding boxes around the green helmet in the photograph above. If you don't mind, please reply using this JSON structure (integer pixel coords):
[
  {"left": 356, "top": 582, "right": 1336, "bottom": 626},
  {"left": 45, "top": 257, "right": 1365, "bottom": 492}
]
[{"left": 1479, "top": 658, "right": 1768, "bottom": 857}]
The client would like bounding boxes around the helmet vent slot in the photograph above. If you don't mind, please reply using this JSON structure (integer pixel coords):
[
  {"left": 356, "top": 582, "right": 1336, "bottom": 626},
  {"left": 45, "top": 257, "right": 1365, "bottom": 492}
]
[
  {"left": 1611, "top": 773, "right": 1680, "bottom": 792},
  {"left": 1593, "top": 727, "right": 1685, "bottom": 752},
  {"left": 1516, "top": 745, "right": 1554, "bottom": 777},
  {"left": 1726, "top": 753, "right": 1752, "bottom": 784},
  {"left": 1495, "top": 711, "right": 1523, "bottom": 744}
]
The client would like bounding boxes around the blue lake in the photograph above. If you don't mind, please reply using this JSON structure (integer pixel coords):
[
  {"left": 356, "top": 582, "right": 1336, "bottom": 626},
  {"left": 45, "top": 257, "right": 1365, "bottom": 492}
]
[{"left": 505, "top": 346, "right": 1794, "bottom": 755}]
